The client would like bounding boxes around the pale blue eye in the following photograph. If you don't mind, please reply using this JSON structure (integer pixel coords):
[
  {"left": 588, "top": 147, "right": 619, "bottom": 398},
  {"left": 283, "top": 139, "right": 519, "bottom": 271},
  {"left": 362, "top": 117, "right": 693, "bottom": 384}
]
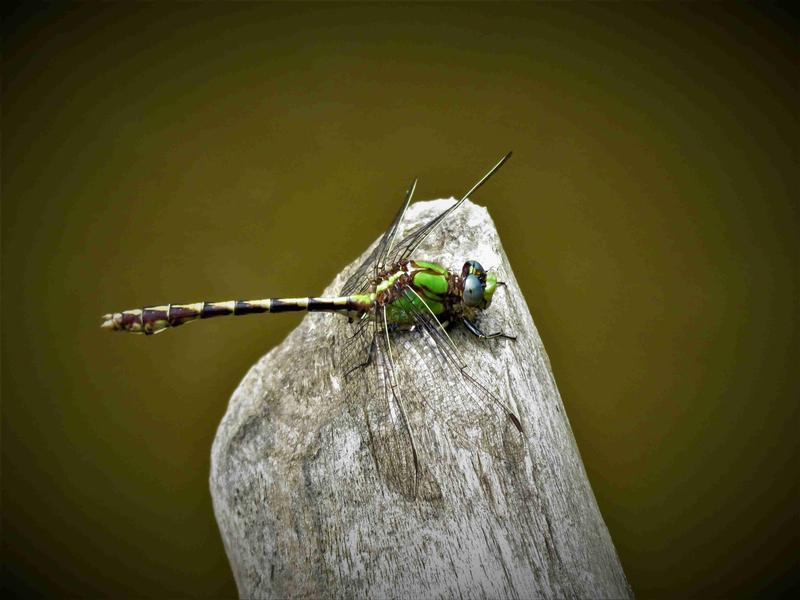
[{"left": 463, "top": 274, "right": 483, "bottom": 307}]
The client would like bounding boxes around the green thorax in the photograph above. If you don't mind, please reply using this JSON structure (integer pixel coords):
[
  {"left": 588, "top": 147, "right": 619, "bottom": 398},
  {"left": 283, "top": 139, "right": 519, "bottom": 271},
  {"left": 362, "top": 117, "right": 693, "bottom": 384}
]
[{"left": 379, "top": 260, "right": 451, "bottom": 325}]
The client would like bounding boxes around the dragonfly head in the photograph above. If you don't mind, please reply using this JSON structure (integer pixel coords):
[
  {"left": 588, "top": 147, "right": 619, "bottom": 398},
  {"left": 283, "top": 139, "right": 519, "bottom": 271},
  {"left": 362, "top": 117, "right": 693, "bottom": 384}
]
[{"left": 461, "top": 260, "right": 498, "bottom": 310}]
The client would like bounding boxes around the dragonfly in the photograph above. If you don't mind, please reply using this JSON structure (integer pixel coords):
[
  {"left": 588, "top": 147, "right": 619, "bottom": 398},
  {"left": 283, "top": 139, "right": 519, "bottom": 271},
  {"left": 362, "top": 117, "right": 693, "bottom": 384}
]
[{"left": 102, "top": 153, "right": 524, "bottom": 499}]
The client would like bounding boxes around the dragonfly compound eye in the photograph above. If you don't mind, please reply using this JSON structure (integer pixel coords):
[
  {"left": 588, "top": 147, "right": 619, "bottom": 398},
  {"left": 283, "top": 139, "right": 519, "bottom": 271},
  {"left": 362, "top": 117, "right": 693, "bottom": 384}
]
[{"left": 463, "top": 274, "right": 484, "bottom": 307}]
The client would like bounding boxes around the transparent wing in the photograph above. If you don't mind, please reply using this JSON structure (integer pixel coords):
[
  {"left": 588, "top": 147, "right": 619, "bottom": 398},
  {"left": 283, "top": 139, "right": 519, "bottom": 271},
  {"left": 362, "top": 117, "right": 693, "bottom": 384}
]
[
  {"left": 400, "top": 286, "right": 524, "bottom": 440},
  {"left": 341, "top": 152, "right": 510, "bottom": 295},
  {"left": 335, "top": 286, "right": 524, "bottom": 498},
  {"left": 386, "top": 152, "right": 512, "bottom": 265},
  {"left": 339, "top": 179, "right": 417, "bottom": 296},
  {"left": 335, "top": 308, "right": 424, "bottom": 499}
]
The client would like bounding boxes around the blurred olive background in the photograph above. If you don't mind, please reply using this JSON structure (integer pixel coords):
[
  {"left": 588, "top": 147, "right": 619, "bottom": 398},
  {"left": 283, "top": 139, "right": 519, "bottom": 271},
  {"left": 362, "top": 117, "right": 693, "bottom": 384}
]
[{"left": 3, "top": 3, "right": 797, "bottom": 598}]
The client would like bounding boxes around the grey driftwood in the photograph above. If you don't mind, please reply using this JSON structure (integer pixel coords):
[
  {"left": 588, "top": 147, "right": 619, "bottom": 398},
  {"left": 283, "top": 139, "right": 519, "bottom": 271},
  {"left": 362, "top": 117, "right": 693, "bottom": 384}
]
[{"left": 210, "top": 199, "right": 632, "bottom": 599}]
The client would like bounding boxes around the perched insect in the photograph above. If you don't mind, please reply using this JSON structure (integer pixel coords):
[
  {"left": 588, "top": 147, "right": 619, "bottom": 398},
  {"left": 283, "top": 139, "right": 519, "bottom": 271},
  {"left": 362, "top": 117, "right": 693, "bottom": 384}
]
[{"left": 102, "top": 153, "right": 523, "bottom": 498}]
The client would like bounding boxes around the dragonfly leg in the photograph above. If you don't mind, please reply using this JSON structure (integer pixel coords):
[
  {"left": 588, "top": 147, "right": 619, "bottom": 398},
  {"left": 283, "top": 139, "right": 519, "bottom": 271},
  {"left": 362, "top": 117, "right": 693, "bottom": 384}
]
[{"left": 463, "top": 318, "right": 516, "bottom": 341}]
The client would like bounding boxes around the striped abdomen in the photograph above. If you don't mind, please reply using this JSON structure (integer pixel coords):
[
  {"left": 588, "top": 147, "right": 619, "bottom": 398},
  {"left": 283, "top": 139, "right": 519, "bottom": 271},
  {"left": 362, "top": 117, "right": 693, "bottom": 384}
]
[{"left": 101, "top": 297, "right": 363, "bottom": 335}]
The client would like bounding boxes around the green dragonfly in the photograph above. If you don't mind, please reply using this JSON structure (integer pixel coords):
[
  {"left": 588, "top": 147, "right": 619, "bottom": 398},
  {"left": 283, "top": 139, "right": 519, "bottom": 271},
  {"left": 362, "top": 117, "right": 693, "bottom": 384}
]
[{"left": 102, "top": 153, "right": 523, "bottom": 498}]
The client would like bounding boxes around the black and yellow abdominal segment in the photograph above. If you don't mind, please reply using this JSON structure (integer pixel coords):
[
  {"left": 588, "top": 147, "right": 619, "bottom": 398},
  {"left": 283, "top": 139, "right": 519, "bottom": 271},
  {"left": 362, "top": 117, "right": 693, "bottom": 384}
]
[{"left": 101, "top": 296, "right": 360, "bottom": 335}]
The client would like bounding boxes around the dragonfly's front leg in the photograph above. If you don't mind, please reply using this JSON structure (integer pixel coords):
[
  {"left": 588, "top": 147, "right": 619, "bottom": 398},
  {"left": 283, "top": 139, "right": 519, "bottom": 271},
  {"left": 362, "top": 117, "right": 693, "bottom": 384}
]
[{"left": 463, "top": 319, "right": 516, "bottom": 341}]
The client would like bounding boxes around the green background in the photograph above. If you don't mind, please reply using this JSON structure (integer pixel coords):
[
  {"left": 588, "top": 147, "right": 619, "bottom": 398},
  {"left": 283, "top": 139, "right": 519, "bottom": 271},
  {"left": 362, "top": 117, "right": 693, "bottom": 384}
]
[{"left": 3, "top": 3, "right": 797, "bottom": 597}]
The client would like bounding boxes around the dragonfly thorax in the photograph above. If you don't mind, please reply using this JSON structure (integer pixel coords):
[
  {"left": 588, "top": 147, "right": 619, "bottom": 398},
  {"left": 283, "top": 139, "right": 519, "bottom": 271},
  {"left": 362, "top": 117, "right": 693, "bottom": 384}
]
[{"left": 368, "top": 259, "right": 498, "bottom": 327}]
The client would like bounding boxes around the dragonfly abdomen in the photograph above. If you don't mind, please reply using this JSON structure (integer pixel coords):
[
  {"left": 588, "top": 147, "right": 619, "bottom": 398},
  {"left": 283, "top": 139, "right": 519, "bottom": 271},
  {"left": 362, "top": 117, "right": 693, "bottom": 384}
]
[{"left": 101, "top": 296, "right": 363, "bottom": 335}]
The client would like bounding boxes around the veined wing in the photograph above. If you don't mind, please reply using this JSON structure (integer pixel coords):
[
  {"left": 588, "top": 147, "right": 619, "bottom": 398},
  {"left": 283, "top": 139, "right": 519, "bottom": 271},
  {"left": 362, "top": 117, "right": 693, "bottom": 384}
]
[
  {"left": 336, "top": 305, "right": 438, "bottom": 500},
  {"left": 336, "top": 286, "right": 524, "bottom": 498},
  {"left": 395, "top": 285, "right": 525, "bottom": 459},
  {"left": 340, "top": 179, "right": 417, "bottom": 296},
  {"left": 386, "top": 152, "right": 512, "bottom": 266},
  {"left": 340, "top": 151, "right": 511, "bottom": 296}
]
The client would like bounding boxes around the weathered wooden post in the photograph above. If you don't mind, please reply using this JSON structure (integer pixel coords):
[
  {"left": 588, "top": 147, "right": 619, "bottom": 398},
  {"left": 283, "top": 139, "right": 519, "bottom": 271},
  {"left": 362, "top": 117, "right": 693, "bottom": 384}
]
[{"left": 210, "top": 199, "right": 631, "bottom": 599}]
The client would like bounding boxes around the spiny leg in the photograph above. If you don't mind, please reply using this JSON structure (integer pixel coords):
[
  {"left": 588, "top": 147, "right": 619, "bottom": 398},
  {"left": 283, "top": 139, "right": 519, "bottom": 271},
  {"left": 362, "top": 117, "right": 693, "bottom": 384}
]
[{"left": 463, "top": 319, "right": 516, "bottom": 341}]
